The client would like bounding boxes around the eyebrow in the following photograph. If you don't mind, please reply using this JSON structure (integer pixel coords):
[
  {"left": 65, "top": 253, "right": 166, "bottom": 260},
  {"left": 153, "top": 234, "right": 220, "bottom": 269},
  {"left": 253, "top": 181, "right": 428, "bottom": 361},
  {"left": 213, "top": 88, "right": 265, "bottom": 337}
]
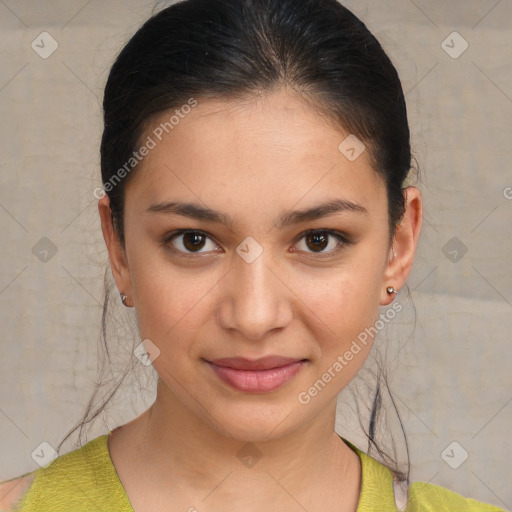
[{"left": 146, "top": 198, "right": 368, "bottom": 229}]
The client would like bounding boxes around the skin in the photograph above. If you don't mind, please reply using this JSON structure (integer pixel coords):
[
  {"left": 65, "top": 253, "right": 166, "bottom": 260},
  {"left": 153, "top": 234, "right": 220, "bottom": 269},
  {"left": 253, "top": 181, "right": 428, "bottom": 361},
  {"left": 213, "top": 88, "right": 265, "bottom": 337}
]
[{"left": 95, "top": 86, "right": 422, "bottom": 512}]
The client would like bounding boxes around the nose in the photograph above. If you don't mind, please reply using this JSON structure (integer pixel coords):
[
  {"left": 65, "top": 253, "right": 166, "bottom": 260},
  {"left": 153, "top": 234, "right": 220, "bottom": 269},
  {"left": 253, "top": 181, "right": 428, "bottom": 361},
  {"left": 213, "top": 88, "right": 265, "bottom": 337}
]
[{"left": 217, "top": 249, "right": 293, "bottom": 341}]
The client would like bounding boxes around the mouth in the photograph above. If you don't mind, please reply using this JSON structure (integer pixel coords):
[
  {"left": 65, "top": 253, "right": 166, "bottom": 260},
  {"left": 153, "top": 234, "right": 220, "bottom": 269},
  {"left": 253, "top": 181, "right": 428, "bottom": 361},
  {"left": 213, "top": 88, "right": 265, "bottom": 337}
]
[{"left": 204, "top": 356, "right": 308, "bottom": 393}]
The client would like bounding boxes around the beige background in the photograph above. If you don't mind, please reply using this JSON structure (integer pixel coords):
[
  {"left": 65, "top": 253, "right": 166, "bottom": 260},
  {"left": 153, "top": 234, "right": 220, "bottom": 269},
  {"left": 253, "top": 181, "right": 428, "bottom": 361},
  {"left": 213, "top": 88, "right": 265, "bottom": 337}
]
[{"left": 0, "top": 0, "right": 511, "bottom": 509}]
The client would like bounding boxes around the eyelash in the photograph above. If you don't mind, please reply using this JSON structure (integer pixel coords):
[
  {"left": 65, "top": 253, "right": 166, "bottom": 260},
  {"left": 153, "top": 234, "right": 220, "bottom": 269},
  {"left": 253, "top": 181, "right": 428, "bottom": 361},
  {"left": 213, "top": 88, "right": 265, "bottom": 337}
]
[{"left": 162, "top": 229, "right": 352, "bottom": 259}]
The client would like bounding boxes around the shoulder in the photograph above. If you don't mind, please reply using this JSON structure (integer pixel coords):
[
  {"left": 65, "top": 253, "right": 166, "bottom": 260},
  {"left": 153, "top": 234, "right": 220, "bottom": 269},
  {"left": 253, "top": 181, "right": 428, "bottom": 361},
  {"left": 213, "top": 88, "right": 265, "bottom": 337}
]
[
  {"left": 0, "top": 474, "right": 35, "bottom": 511},
  {"left": 0, "top": 434, "right": 133, "bottom": 512},
  {"left": 407, "top": 480, "right": 507, "bottom": 512},
  {"left": 341, "top": 436, "right": 506, "bottom": 512}
]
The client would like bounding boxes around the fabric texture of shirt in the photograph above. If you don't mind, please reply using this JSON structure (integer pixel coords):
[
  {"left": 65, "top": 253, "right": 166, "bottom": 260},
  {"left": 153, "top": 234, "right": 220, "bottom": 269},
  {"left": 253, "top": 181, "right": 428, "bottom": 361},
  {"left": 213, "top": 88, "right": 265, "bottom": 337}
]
[{"left": 1, "top": 432, "right": 506, "bottom": 512}]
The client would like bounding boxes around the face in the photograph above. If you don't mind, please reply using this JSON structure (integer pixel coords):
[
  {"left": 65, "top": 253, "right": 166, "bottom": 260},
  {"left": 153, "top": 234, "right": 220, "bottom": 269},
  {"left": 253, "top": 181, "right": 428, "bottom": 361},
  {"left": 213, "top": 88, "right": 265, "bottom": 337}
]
[{"left": 99, "top": 86, "right": 421, "bottom": 442}]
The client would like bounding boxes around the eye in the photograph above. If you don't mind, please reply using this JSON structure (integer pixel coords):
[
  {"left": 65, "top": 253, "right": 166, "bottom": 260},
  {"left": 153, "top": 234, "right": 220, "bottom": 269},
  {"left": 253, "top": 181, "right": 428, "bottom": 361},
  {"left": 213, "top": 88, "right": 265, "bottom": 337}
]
[
  {"left": 293, "top": 229, "right": 350, "bottom": 256},
  {"left": 163, "top": 228, "right": 351, "bottom": 259},
  {"left": 164, "top": 230, "right": 220, "bottom": 256}
]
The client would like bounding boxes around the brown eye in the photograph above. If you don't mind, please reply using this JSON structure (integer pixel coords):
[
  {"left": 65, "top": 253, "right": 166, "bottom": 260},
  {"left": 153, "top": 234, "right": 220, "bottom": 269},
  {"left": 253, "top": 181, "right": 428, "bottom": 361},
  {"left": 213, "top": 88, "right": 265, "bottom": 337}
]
[
  {"left": 182, "top": 232, "right": 207, "bottom": 252},
  {"left": 166, "top": 230, "right": 219, "bottom": 255},
  {"left": 294, "top": 229, "right": 349, "bottom": 256},
  {"left": 305, "top": 232, "right": 329, "bottom": 252}
]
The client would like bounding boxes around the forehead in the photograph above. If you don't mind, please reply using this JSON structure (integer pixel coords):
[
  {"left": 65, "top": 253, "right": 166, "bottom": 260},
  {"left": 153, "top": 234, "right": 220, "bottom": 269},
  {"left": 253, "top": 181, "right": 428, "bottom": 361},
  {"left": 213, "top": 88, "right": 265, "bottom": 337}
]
[{"left": 125, "top": 87, "right": 386, "bottom": 221}]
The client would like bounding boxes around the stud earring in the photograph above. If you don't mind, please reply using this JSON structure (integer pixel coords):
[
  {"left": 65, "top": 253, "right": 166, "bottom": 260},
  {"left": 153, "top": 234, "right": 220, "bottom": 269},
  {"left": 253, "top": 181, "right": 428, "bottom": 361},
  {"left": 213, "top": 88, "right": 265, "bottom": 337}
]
[
  {"left": 121, "top": 293, "right": 129, "bottom": 307},
  {"left": 386, "top": 286, "right": 398, "bottom": 296}
]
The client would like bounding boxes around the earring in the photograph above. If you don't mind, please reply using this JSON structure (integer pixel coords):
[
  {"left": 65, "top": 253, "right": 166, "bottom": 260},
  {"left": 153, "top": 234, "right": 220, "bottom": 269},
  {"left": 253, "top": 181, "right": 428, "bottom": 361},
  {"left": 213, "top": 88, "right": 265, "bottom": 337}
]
[
  {"left": 386, "top": 286, "right": 398, "bottom": 296},
  {"left": 120, "top": 293, "right": 129, "bottom": 307}
]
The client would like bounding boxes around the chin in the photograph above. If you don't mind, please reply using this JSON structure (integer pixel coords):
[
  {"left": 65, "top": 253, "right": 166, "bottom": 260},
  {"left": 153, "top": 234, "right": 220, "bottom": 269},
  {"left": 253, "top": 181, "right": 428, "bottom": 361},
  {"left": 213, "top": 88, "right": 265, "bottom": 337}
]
[{"left": 199, "top": 399, "right": 310, "bottom": 443}]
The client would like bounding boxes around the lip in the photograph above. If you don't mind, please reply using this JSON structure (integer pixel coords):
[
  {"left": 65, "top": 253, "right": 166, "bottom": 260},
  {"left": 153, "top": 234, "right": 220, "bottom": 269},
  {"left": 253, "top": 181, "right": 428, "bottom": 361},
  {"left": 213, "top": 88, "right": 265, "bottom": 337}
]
[{"left": 206, "top": 356, "right": 307, "bottom": 393}]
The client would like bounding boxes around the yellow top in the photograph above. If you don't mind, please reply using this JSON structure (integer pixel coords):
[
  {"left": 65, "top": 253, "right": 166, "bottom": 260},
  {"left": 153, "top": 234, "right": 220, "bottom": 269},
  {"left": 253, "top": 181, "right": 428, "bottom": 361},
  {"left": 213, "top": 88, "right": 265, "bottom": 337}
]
[{"left": 0, "top": 433, "right": 506, "bottom": 511}]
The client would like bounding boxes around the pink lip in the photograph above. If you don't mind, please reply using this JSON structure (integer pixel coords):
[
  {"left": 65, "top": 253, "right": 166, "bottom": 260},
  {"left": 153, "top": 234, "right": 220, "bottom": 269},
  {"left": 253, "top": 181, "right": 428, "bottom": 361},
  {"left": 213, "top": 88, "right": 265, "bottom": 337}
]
[{"left": 206, "top": 356, "right": 307, "bottom": 393}]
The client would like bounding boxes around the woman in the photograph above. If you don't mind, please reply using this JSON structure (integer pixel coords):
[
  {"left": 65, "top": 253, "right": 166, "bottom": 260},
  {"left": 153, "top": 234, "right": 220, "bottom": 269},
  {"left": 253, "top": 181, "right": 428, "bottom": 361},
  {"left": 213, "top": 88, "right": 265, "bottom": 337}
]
[{"left": 0, "top": 0, "right": 506, "bottom": 510}]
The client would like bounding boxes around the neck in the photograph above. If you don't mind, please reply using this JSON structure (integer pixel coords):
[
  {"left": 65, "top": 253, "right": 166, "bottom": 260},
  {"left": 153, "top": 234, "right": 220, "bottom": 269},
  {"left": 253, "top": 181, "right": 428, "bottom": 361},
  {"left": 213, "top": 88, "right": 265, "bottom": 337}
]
[{"left": 110, "top": 380, "right": 361, "bottom": 511}]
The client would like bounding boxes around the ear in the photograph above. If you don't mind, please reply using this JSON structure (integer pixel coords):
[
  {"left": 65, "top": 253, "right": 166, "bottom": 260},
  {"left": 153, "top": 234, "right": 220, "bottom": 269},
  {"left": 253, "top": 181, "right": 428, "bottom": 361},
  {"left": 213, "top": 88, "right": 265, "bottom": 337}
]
[
  {"left": 380, "top": 187, "right": 422, "bottom": 305},
  {"left": 98, "top": 195, "right": 133, "bottom": 305}
]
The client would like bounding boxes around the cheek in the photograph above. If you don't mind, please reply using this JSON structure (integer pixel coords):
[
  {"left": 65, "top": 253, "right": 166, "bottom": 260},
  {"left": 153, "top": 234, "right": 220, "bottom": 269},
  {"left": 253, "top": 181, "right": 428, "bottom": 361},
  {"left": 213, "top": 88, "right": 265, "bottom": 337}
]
[
  {"left": 129, "top": 266, "right": 214, "bottom": 391},
  {"left": 298, "top": 251, "right": 387, "bottom": 365},
  {"left": 302, "top": 247, "right": 386, "bottom": 321},
  {"left": 305, "top": 274, "right": 381, "bottom": 349},
  {"left": 130, "top": 259, "right": 215, "bottom": 343}
]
